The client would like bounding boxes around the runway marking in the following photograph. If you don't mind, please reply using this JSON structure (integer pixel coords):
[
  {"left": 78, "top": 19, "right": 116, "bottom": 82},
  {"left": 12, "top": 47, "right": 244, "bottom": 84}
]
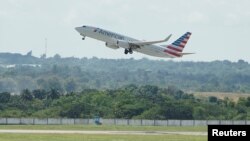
[{"left": 0, "top": 130, "right": 207, "bottom": 136}]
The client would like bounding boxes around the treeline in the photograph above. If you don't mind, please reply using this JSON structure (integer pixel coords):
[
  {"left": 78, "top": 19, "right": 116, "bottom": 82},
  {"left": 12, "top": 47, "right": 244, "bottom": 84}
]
[
  {"left": 0, "top": 85, "right": 250, "bottom": 119},
  {"left": 1, "top": 53, "right": 250, "bottom": 93}
]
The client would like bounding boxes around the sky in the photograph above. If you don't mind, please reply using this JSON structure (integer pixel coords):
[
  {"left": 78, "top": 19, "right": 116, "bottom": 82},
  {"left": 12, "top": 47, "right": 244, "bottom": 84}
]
[{"left": 1, "top": 0, "right": 250, "bottom": 62}]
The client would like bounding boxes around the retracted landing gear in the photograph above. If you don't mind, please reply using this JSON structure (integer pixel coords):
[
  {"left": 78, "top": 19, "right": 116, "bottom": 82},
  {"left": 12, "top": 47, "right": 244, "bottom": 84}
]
[{"left": 124, "top": 48, "right": 133, "bottom": 54}]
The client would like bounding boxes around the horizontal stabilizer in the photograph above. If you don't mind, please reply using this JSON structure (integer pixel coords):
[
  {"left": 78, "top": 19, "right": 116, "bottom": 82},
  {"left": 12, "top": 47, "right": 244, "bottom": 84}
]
[{"left": 180, "top": 52, "right": 195, "bottom": 55}]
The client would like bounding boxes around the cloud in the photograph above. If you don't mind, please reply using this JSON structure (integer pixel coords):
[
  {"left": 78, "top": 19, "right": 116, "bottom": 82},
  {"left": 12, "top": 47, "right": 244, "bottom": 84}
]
[
  {"left": 1, "top": 0, "right": 250, "bottom": 61},
  {"left": 186, "top": 12, "right": 209, "bottom": 24},
  {"left": 63, "top": 9, "right": 78, "bottom": 26}
]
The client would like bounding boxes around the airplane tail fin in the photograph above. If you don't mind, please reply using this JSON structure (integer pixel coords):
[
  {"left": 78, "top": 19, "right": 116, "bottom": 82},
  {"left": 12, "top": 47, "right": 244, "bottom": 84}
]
[
  {"left": 163, "top": 32, "right": 193, "bottom": 57},
  {"left": 167, "top": 32, "right": 191, "bottom": 52}
]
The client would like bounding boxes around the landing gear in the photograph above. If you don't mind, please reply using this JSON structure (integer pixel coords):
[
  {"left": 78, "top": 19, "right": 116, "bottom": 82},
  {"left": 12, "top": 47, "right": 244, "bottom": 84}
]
[
  {"left": 124, "top": 48, "right": 133, "bottom": 54},
  {"left": 80, "top": 34, "right": 86, "bottom": 40},
  {"left": 128, "top": 48, "right": 133, "bottom": 54},
  {"left": 124, "top": 49, "right": 129, "bottom": 54}
]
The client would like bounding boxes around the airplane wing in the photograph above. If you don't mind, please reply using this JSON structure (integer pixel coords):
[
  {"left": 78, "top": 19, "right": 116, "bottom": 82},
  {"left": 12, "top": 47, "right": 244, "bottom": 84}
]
[{"left": 129, "top": 34, "right": 172, "bottom": 46}]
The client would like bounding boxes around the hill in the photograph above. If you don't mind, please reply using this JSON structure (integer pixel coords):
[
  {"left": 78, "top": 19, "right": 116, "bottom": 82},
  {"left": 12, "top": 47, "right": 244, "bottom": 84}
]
[{"left": 0, "top": 52, "right": 250, "bottom": 93}]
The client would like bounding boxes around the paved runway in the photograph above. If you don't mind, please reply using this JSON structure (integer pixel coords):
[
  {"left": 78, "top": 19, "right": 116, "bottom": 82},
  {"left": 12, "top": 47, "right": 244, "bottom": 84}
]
[{"left": 0, "top": 130, "right": 207, "bottom": 136}]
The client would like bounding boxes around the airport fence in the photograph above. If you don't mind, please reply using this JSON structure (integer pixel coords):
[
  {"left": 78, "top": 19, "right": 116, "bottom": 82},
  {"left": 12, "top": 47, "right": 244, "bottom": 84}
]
[{"left": 0, "top": 118, "right": 250, "bottom": 126}]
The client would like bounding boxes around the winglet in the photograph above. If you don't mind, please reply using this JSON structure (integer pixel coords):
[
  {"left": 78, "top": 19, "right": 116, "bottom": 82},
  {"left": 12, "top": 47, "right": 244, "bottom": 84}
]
[{"left": 164, "top": 34, "right": 172, "bottom": 42}]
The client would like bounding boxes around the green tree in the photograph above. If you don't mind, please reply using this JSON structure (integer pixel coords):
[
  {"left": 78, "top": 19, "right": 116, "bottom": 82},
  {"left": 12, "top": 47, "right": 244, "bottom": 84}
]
[
  {"left": 246, "top": 97, "right": 250, "bottom": 107},
  {"left": 48, "top": 77, "right": 64, "bottom": 92},
  {"left": 0, "top": 92, "right": 11, "bottom": 103},
  {"left": 60, "top": 102, "right": 83, "bottom": 118},
  {"left": 32, "top": 89, "right": 46, "bottom": 100},
  {"left": 193, "top": 106, "right": 207, "bottom": 119},
  {"left": 65, "top": 79, "right": 77, "bottom": 92},
  {"left": 209, "top": 96, "right": 218, "bottom": 103},
  {"left": 47, "top": 89, "right": 61, "bottom": 100},
  {"left": 21, "top": 89, "right": 33, "bottom": 101}
]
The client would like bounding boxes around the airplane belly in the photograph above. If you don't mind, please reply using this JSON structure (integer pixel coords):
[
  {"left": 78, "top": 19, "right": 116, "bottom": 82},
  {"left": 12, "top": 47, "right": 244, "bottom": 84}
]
[{"left": 136, "top": 45, "right": 171, "bottom": 58}]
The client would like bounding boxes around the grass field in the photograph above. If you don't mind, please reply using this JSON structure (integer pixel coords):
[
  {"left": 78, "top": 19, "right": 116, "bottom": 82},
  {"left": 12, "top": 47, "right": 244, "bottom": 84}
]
[
  {"left": 194, "top": 92, "right": 250, "bottom": 102},
  {"left": 0, "top": 125, "right": 207, "bottom": 132},
  {"left": 0, "top": 125, "right": 207, "bottom": 141},
  {"left": 0, "top": 134, "right": 206, "bottom": 141}
]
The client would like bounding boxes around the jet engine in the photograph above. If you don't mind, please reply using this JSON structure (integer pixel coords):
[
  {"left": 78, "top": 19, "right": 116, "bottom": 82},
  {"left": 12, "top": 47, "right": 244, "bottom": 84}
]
[
  {"left": 105, "top": 42, "right": 119, "bottom": 49},
  {"left": 116, "top": 40, "right": 130, "bottom": 48}
]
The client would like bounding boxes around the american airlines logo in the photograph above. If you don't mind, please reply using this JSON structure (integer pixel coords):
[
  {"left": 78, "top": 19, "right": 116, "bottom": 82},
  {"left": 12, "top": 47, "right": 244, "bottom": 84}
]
[
  {"left": 93, "top": 28, "right": 98, "bottom": 32},
  {"left": 98, "top": 29, "right": 124, "bottom": 40}
]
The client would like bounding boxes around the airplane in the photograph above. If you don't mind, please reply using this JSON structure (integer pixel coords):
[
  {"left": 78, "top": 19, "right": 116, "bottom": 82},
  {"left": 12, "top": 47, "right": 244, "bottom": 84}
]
[{"left": 75, "top": 25, "right": 193, "bottom": 58}]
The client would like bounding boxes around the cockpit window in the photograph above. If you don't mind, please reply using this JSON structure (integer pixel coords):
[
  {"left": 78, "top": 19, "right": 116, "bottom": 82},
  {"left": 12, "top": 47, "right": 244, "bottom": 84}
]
[{"left": 82, "top": 26, "right": 86, "bottom": 28}]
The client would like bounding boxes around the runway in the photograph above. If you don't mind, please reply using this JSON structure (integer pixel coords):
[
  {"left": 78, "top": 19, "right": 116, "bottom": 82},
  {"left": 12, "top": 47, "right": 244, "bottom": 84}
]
[{"left": 0, "top": 130, "right": 207, "bottom": 136}]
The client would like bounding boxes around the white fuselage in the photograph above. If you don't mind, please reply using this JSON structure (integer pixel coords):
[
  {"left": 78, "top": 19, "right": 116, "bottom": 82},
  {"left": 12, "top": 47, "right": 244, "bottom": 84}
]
[{"left": 75, "top": 26, "right": 173, "bottom": 58}]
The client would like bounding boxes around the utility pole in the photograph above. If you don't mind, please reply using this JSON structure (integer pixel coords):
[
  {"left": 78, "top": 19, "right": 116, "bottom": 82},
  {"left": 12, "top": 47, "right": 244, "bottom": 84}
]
[
  {"left": 41, "top": 38, "right": 47, "bottom": 59},
  {"left": 45, "top": 38, "right": 47, "bottom": 58}
]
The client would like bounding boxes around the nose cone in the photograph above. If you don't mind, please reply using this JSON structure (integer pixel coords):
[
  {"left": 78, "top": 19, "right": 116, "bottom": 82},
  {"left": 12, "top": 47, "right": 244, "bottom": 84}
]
[{"left": 75, "top": 27, "right": 82, "bottom": 33}]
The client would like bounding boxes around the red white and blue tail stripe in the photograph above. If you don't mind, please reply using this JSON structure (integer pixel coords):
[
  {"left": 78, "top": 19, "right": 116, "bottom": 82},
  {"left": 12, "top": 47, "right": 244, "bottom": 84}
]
[
  {"left": 169, "top": 32, "right": 191, "bottom": 52},
  {"left": 163, "top": 32, "right": 192, "bottom": 57}
]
